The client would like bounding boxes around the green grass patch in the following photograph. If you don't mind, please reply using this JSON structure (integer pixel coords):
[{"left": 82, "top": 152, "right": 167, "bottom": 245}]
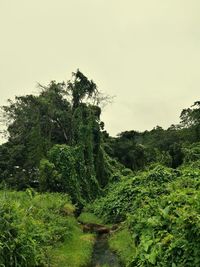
[
  {"left": 109, "top": 228, "right": 135, "bottom": 265},
  {"left": 51, "top": 225, "right": 95, "bottom": 267},
  {"left": 78, "top": 211, "right": 104, "bottom": 224}
]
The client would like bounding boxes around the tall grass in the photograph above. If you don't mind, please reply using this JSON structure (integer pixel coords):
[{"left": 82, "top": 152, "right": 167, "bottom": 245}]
[{"left": 0, "top": 190, "right": 94, "bottom": 267}]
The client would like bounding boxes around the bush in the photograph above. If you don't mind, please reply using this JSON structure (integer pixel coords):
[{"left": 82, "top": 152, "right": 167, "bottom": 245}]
[
  {"left": 90, "top": 165, "right": 176, "bottom": 223},
  {"left": 90, "top": 164, "right": 200, "bottom": 266},
  {"left": 0, "top": 190, "right": 76, "bottom": 266},
  {"left": 128, "top": 179, "right": 200, "bottom": 266},
  {"left": 39, "top": 159, "right": 62, "bottom": 192}
]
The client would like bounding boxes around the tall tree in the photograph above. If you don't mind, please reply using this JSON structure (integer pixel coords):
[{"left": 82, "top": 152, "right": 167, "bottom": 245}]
[{"left": 0, "top": 70, "right": 110, "bottom": 199}]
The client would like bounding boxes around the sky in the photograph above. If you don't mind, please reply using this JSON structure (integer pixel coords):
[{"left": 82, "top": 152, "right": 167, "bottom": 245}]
[{"left": 0, "top": 0, "right": 200, "bottom": 143}]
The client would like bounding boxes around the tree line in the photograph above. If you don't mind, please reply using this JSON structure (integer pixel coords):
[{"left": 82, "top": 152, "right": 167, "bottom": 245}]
[{"left": 0, "top": 70, "right": 199, "bottom": 204}]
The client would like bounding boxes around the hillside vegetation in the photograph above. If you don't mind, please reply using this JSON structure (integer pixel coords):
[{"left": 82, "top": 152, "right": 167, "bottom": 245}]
[{"left": 89, "top": 160, "right": 200, "bottom": 266}]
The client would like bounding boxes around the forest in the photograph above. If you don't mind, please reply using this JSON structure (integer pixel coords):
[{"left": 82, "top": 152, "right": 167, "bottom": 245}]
[{"left": 0, "top": 71, "right": 199, "bottom": 267}]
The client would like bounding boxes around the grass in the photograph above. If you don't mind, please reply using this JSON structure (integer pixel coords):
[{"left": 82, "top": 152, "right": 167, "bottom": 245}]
[
  {"left": 78, "top": 211, "right": 104, "bottom": 224},
  {"left": 0, "top": 190, "right": 96, "bottom": 267},
  {"left": 51, "top": 225, "right": 95, "bottom": 267},
  {"left": 109, "top": 228, "right": 135, "bottom": 265}
]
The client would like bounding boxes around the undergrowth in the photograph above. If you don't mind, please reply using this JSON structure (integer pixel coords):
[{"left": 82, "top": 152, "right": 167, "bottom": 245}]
[
  {"left": 89, "top": 163, "right": 200, "bottom": 266},
  {"left": 0, "top": 190, "right": 93, "bottom": 267}
]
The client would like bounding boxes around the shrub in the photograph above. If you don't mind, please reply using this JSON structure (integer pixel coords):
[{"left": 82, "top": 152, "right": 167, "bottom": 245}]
[
  {"left": 90, "top": 163, "right": 200, "bottom": 266},
  {"left": 0, "top": 191, "right": 75, "bottom": 266},
  {"left": 90, "top": 165, "right": 176, "bottom": 223}
]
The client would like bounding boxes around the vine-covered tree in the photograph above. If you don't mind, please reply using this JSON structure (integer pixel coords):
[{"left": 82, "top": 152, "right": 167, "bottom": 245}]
[{"left": 0, "top": 71, "right": 110, "bottom": 201}]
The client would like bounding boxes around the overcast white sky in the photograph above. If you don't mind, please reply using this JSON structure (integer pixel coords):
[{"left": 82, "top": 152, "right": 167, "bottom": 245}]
[{"left": 0, "top": 0, "right": 200, "bottom": 143}]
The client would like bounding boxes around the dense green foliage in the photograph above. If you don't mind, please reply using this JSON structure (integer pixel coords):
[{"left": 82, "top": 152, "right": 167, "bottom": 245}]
[
  {"left": 0, "top": 190, "right": 94, "bottom": 267},
  {"left": 128, "top": 172, "right": 200, "bottom": 266},
  {"left": 104, "top": 102, "right": 200, "bottom": 170},
  {"left": 39, "top": 144, "right": 101, "bottom": 205},
  {"left": 89, "top": 154, "right": 200, "bottom": 266},
  {"left": 90, "top": 165, "right": 176, "bottom": 223},
  {"left": 0, "top": 71, "right": 200, "bottom": 266},
  {"left": 0, "top": 71, "right": 109, "bottom": 204}
]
